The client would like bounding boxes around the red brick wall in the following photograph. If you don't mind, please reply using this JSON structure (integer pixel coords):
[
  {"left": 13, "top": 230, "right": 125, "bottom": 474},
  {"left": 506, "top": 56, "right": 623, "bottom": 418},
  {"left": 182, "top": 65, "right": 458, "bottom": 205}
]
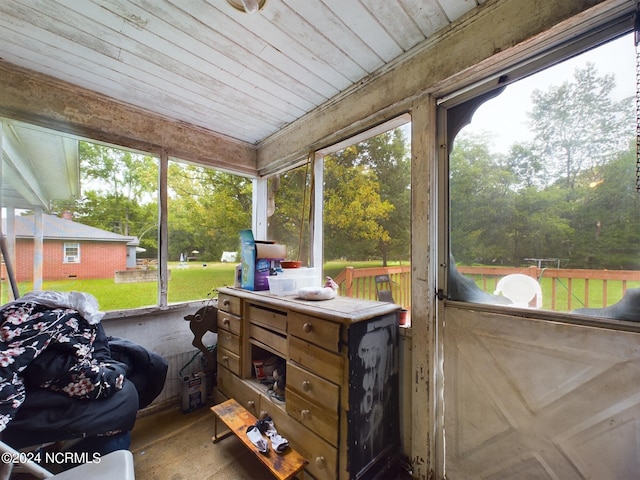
[{"left": 13, "top": 239, "right": 128, "bottom": 282}]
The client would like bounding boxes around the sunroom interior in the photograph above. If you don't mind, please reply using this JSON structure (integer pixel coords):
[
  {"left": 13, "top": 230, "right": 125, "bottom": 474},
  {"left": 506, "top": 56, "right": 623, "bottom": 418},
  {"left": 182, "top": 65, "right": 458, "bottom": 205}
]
[{"left": 1, "top": 1, "right": 639, "bottom": 479}]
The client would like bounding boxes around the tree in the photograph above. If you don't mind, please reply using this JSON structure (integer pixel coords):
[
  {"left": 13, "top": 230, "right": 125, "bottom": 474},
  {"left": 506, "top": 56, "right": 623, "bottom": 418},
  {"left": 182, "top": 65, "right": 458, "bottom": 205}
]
[
  {"left": 528, "top": 62, "right": 633, "bottom": 189},
  {"left": 168, "top": 163, "right": 252, "bottom": 261},
  {"left": 449, "top": 132, "right": 515, "bottom": 264},
  {"left": 569, "top": 142, "right": 640, "bottom": 269},
  {"left": 324, "top": 158, "right": 393, "bottom": 261},
  {"left": 323, "top": 128, "right": 410, "bottom": 264},
  {"left": 363, "top": 129, "right": 411, "bottom": 265},
  {"left": 49, "top": 143, "right": 160, "bottom": 257},
  {"left": 451, "top": 63, "right": 635, "bottom": 269}
]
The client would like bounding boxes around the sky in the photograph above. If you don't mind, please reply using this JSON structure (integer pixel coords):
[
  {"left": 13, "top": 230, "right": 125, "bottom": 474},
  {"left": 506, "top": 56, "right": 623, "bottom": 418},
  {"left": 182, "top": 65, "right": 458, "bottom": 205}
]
[{"left": 461, "top": 33, "right": 635, "bottom": 154}]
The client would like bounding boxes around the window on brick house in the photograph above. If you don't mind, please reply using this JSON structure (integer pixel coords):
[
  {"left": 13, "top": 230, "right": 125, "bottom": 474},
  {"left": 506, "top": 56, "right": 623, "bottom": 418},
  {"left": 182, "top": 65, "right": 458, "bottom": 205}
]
[{"left": 63, "top": 243, "right": 80, "bottom": 263}]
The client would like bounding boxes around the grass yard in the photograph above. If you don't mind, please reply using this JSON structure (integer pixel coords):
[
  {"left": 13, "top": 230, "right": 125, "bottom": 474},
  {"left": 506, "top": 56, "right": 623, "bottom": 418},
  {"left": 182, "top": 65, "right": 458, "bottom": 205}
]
[
  {"left": 2, "top": 260, "right": 400, "bottom": 311},
  {"left": 3, "top": 262, "right": 239, "bottom": 310},
  {"left": 8, "top": 259, "right": 628, "bottom": 314}
]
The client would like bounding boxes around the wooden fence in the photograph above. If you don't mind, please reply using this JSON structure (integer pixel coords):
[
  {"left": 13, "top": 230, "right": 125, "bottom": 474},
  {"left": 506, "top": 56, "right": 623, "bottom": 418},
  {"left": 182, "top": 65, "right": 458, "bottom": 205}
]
[
  {"left": 333, "top": 264, "right": 640, "bottom": 311},
  {"left": 333, "top": 266, "right": 411, "bottom": 307},
  {"left": 456, "top": 265, "right": 640, "bottom": 311}
]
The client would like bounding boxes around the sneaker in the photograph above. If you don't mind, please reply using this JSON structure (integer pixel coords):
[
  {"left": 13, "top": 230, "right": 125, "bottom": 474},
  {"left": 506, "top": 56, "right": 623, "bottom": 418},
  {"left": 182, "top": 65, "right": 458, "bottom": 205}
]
[
  {"left": 268, "top": 431, "right": 289, "bottom": 453},
  {"left": 256, "top": 416, "right": 289, "bottom": 453},
  {"left": 246, "top": 425, "right": 268, "bottom": 454}
]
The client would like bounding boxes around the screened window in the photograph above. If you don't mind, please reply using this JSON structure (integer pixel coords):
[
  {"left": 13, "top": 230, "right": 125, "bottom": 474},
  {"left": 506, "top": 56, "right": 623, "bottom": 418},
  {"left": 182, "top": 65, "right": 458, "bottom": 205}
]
[
  {"left": 0, "top": 120, "right": 252, "bottom": 310},
  {"left": 320, "top": 120, "right": 412, "bottom": 316},
  {"left": 167, "top": 160, "right": 252, "bottom": 303},
  {"left": 445, "top": 32, "right": 639, "bottom": 318},
  {"left": 266, "top": 164, "right": 312, "bottom": 265}
]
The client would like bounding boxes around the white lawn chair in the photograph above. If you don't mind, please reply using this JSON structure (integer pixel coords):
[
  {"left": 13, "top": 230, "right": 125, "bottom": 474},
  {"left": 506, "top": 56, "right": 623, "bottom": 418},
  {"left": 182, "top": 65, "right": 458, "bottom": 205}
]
[
  {"left": 0, "top": 440, "right": 134, "bottom": 480},
  {"left": 494, "top": 273, "right": 542, "bottom": 308}
]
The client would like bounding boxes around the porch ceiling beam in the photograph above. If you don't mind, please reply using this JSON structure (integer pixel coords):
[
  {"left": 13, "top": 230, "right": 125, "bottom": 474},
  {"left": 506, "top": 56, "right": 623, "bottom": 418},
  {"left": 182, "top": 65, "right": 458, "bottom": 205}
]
[{"left": 0, "top": 61, "right": 258, "bottom": 177}]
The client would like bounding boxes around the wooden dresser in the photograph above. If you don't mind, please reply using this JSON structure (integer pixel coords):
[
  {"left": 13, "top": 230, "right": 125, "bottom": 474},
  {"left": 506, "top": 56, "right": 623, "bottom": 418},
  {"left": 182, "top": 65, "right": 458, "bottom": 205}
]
[{"left": 215, "top": 287, "right": 401, "bottom": 480}]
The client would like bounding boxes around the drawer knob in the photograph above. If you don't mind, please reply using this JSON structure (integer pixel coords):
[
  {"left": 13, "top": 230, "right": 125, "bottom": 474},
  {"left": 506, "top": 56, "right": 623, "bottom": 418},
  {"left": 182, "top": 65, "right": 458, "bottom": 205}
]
[
  {"left": 301, "top": 409, "right": 310, "bottom": 420},
  {"left": 221, "top": 355, "right": 229, "bottom": 362},
  {"left": 223, "top": 317, "right": 230, "bottom": 326},
  {"left": 247, "top": 400, "right": 255, "bottom": 409},
  {"left": 315, "top": 456, "right": 326, "bottom": 469},
  {"left": 303, "top": 322, "right": 312, "bottom": 333},
  {"left": 302, "top": 380, "right": 311, "bottom": 392},
  {"left": 223, "top": 299, "right": 230, "bottom": 306}
]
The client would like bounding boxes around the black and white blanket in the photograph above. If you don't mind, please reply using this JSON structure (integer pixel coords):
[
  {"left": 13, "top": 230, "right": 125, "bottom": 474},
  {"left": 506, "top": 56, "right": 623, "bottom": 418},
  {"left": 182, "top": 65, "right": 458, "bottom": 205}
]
[{"left": 0, "top": 292, "right": 167, "bottom": 448}]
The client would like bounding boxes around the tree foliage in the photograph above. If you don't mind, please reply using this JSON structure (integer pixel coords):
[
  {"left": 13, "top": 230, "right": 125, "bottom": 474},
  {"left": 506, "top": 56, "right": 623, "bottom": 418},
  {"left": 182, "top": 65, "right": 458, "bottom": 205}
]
[
  {"left": 528, "top": 63, "right": 633, "bottom": 189},
  {"left": 451, "top": 64, "right": 637, "bottom": 269},
  {"left": 323, "top": 128, "right": 410, "bottom": 264},
  {"left": 167, "top": 163, "right": 252, "bottom": 261},
  {"left": 51, "top": 143, "right": 159, "bottom": 250}
]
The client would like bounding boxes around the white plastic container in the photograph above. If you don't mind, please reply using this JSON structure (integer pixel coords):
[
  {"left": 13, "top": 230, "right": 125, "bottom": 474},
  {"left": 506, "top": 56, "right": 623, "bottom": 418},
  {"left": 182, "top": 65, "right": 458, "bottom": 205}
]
[{"left": 268, "top": 268, "right": 319, "bottom": 296}]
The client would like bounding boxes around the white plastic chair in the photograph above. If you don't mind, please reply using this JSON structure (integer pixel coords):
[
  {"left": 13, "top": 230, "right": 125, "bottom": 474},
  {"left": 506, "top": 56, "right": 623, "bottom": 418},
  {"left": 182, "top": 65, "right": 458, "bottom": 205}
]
[
  {"left": 494, "top": 273, "right": 542, "bottom": 308},
  {"left": 0, "top": 440, "right": 135, "bottom": 480}
]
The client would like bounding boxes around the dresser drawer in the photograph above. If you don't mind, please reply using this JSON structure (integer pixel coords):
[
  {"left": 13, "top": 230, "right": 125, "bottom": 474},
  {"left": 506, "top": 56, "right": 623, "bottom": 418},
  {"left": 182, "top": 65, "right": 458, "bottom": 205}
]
[
  {"left": 288, "top": 311, "right": 341, "bottom": 352},
  {"left": 218, "top": 330, "right": 241, "bottom": 356},
  {"left": 264, "top": 401, "right": 338, "bottom": 480},
  {"left": 286, "top": 361, "right": 339, "bottom": 412},
  {"left": 217, "top": 347, "right": 241, "bottom": 376},
  {"left": 289, "top": 335, "right": 343, "bottom": 385},
  {"left": 218, "top": 293, "right": 242, "bottom": 316},
  {"left": 216, "top": 367, "right": 260, "bottom": 416},
  {"left": 246, "top": 303, "right": 287, "bottom": 333},
  {"left": 250, "top": 323, "right": 287, "bottom": 356},
  {"left": 286, "top": 388, "right": 338, "bottom": 447},
  {"left": 217, "top": 310, "right": 241, "bottom": 336}
]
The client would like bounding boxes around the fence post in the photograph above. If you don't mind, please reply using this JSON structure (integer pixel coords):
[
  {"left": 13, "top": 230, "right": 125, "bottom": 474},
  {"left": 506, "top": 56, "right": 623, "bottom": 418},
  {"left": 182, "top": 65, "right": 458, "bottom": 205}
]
[{"left": 345, "top": 266, "right": 354, "bottom": 298}]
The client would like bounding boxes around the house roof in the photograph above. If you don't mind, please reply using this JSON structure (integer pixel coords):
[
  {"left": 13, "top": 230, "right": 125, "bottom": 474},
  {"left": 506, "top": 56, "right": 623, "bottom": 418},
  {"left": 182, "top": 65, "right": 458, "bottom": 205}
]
[
  {"left": 2, "top": 120, "right": 80, "bottom": 210},
  {"left": 8, "top": 214, "right": 138, "bottom": 245}
]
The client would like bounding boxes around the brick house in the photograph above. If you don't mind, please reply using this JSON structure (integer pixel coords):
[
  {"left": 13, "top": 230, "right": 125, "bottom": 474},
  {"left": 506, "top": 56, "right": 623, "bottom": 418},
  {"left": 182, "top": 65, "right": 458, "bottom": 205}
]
[{"left": 7, "top": 213, "right": 139, "bottom": 282}]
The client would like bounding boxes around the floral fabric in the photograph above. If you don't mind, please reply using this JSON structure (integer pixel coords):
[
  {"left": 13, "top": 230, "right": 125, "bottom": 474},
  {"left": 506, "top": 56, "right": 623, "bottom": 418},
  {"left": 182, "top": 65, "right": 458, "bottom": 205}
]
[{"left": 0, "top": 300, "right": 125, "bottom": 432}]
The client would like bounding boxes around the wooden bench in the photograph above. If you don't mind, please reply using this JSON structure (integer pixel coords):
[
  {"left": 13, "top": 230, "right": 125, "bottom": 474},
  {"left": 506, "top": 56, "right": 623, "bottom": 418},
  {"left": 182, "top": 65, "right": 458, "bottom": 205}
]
[{"left": 211, "top": 398, "right": 307, "bottom": 480}]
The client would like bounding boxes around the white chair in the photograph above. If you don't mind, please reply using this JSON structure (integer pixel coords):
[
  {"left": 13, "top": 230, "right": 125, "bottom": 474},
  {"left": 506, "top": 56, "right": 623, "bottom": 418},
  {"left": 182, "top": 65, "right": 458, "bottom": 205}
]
[
  {"left": 494, "top": 273, "right": 542, "bottom": 308},
  {"left": 0, "top": 440, "right": 135, "bottom": 480}
]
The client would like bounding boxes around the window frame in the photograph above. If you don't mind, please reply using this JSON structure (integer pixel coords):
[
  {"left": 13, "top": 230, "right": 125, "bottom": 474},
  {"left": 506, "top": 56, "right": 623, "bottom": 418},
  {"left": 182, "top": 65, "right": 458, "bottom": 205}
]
[
  {"left": 437, "top": 12, "right": 637, "bottom": 322},
  {"left": 63, "top": 242, "right": 80, "bottom": 264}
]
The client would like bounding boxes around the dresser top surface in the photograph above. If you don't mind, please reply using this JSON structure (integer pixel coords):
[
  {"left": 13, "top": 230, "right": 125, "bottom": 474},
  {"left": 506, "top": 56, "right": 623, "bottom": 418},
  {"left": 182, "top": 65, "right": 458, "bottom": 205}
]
[{"left": 218, "top": 287, "right": 400, "bottom": 323}]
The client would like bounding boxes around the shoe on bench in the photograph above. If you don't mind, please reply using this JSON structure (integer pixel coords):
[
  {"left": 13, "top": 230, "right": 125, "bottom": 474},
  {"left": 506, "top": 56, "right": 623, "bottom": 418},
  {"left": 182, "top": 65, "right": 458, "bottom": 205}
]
[{"left": 246, "top": 425, "right": 269, "bottom": 454}]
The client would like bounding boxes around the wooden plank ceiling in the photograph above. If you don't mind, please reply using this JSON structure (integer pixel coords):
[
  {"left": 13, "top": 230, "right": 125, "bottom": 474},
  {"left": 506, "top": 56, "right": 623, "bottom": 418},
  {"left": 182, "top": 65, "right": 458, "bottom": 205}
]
[{"left": 0, "top": 0, "right": 482, "bottom": 146}]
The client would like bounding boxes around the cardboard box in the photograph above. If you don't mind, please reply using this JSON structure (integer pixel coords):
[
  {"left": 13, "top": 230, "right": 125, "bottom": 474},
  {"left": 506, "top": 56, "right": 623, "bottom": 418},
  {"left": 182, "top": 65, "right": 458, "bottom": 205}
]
[{"left": 239, "top": 229, "right": 286, "bottom": 290}]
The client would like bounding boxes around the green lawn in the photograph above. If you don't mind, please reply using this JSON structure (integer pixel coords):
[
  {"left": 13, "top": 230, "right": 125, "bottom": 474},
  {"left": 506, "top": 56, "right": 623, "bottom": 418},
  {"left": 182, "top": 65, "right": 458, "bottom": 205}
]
[
  {"left": 18, "top": 260, "right": 634, "bottom": 313},
  {"left": 4, "top": 260, "right": 403, "bottom": 310},
  {"left": 4, "top": 262, "right": 238, "bottom": 310}
]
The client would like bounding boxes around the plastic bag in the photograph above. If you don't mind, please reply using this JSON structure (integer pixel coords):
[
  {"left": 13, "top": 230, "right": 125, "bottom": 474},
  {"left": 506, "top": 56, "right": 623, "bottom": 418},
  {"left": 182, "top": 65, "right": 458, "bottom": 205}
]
[{"left": 11, "top": 290, "right": 105, "bottom": 324}]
